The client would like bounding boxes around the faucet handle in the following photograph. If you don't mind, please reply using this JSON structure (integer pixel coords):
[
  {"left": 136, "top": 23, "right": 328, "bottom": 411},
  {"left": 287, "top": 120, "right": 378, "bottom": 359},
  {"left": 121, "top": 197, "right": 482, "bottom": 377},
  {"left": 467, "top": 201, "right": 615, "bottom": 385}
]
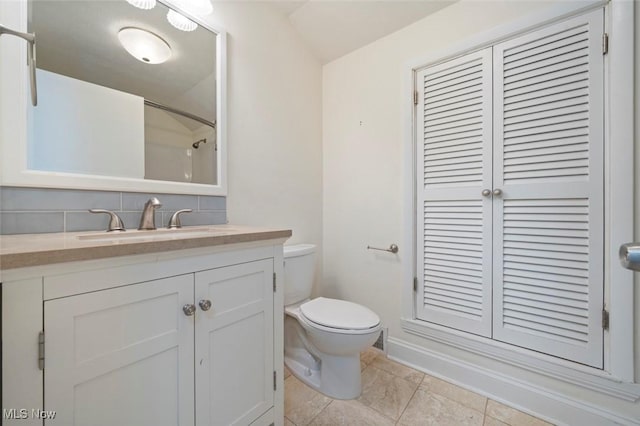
[
  {"left": 89, "top": 209, "right": 126, "bottom": 232},
  {"left": 168, "top": 209, "right": 193, "bottom": 229}
]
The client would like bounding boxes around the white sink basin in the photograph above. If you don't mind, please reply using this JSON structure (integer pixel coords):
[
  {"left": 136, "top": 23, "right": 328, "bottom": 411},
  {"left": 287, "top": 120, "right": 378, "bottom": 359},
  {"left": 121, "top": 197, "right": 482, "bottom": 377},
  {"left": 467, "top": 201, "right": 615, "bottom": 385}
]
[{"left": 76, "top": 226, "right": 225, "bottom": 242}]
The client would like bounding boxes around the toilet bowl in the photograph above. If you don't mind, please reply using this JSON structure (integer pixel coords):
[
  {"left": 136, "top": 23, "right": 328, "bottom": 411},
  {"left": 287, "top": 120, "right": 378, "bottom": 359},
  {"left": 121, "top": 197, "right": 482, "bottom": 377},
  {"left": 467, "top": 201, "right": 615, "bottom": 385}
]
[{"left": 283, "top": 244, "right": 382, "bottom": 399}]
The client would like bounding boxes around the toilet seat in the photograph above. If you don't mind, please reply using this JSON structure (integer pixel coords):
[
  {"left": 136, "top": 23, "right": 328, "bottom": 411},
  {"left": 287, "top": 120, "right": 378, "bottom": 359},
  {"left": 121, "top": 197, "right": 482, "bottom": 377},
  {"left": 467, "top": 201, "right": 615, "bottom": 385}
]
[{"left": 299, "top": 297, "right": 380, "bottom": 333}]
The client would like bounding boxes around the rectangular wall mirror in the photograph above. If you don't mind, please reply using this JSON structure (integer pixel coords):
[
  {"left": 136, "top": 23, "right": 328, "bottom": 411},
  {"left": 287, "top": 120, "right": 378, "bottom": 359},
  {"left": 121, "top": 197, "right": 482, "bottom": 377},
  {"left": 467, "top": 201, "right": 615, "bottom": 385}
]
[{"left": 0, "top": 0, "right": 226, "bottom": 195}]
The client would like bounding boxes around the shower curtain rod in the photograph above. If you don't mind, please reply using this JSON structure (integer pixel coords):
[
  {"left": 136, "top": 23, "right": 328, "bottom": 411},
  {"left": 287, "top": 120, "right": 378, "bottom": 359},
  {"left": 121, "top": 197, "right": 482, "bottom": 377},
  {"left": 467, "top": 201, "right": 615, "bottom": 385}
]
[{"left": 144, "top": 99, "right": 216, "bottom": 130}]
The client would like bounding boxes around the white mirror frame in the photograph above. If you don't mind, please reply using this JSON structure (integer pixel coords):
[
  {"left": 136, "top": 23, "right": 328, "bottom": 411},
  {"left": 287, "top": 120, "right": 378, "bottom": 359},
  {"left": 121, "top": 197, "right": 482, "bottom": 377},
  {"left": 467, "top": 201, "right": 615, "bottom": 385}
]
[{"left": 0, "top": 0, "right": 227, "bottom": 196}]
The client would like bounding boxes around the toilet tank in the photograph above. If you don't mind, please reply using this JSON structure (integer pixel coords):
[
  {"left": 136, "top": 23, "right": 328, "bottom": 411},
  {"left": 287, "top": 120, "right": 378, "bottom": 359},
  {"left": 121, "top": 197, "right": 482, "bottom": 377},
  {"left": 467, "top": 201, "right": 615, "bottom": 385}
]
[{"left": 283, "top": 244, "right": 316, "bottom": 306}]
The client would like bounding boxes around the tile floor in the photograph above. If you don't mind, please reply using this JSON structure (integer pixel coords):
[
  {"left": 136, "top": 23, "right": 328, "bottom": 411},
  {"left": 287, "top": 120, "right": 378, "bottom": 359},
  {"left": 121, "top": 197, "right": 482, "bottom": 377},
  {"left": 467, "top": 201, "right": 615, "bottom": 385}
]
[{"left": 284, "top": 348, "right": 554, "bottom": 426}]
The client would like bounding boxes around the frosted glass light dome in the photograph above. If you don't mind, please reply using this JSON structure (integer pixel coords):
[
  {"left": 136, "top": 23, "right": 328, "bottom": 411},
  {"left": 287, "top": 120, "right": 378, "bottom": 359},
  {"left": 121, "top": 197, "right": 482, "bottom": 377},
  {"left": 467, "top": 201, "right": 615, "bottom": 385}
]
[
  {"left": 167, "top": 10, "right": 198, "bottom": 32},
  {"left": 117, "top": 27, "right": 172, "bottom": 64}
]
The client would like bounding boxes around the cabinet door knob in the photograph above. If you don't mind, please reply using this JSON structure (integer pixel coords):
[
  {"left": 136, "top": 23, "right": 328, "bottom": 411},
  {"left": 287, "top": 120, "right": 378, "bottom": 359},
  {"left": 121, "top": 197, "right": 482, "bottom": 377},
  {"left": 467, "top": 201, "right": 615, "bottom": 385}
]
[
  {"left": 481, "top": 189, "right": 491, "bottom": 197},
  {"left": 493, "top": 188, "right": 503, "bottom": 197},
  {"left": 199, "top": 299, "right": 212, "bottom": 311},
  {"left": 183, "top": 304, "right": 196, "bottom": 316}
]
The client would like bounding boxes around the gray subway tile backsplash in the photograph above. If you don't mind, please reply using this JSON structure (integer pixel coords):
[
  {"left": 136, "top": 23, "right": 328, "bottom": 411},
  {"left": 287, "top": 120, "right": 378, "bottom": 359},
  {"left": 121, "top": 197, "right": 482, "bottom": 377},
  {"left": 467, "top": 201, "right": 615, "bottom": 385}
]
[
  {"left": 64, "top": 211, "right": 111, "bottom": 233},
  {"left": 0, "top": 186, "right": 227, "bottom": 235},
  {"left": 199, "top": 195, "right": 226, "bottom": 211},
  {"left": 0, "top": 212, "right": 65, "bottom": 235},
  {"left": 1, "top": 187, "right": 121, "bottom": 211}
]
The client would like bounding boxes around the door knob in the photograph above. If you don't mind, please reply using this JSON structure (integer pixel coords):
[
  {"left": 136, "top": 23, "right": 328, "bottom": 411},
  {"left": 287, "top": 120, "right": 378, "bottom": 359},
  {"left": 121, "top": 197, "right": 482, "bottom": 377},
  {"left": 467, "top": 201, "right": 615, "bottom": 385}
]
[
  {"left": 493, "top": 189, "right": 503, "bottom": 197},
  {"left": 482, "top": 189, "right": 491, "bottom": 197},
  {"left": 183, "top": 304, "right": 196, "bottom": 316},
  {"left": 199, "top": 299, "right": 212, "bottom": 311},
  {"left": 620, "top": 243, "right": 640, "bottom": 271}
]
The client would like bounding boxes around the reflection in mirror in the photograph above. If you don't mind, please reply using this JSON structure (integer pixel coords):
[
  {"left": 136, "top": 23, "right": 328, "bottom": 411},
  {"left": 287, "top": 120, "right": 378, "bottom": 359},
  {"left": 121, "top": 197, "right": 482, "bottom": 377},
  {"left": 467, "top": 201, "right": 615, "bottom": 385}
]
[
  {"left": 27, "top": 0, "right": 218, "bottom": 185},
  {"left": 144, "top": 105, "right": 216, "bottom": 184}
]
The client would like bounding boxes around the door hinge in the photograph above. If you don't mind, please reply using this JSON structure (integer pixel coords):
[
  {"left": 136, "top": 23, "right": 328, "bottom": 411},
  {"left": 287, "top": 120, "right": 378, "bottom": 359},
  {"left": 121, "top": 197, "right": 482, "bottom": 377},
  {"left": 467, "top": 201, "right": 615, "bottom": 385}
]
[
  {"left": 413, "top": 277, "right": 418, "bottom": 292},
  {"left": 413, "top": 91, "right": 418, "bottom": 105},
  {"left": 273, "top": 272, "right": 276, "bottom": 292},
  {"left": 273, "top": 371, "right": 277, "bottom": 391},
  {"left": 602, "top": 308, "right": 610, "bottom": 330},
  {"left": 602, "top": 33, "right": 609, "bottom": 55},
  {"left": 38, "top": 331, "right": 45, "bottom": 370}
]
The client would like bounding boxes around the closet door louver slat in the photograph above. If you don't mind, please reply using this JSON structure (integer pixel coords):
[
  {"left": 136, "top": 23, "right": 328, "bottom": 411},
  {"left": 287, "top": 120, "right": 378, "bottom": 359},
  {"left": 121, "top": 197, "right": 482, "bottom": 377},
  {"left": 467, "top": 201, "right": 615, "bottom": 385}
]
[
  {"left": 493, "top": 10, "right": 604, "bottom": 367},
  {"left": 415, "top": 49, "right": 493, "bottom": 337}
]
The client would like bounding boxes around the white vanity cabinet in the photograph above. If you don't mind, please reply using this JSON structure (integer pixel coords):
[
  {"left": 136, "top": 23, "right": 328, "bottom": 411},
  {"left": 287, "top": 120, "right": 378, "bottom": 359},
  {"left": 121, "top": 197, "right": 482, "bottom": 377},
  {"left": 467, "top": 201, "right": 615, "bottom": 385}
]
[
  {"left": 2, "top": 241, "right": 285, "bottom": 426},
  {"left": 45, "top": 274, "right": 196, "bottom": 426},
  {"left": 195, "top": 260, "right": 274, "bottom": 426}
]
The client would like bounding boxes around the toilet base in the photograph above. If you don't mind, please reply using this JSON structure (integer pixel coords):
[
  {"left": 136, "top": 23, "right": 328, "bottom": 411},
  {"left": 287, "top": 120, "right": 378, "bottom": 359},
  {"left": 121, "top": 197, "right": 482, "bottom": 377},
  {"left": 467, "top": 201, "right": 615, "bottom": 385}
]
[{"left": 285, "top": 353, "right": 362, "bottom": 400}]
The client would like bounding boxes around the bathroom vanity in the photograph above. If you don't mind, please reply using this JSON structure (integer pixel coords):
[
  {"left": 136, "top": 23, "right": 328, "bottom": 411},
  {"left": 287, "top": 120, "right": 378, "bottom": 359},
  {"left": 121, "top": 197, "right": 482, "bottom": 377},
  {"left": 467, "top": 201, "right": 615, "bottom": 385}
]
[{"left": 1, "top": 226, "right": 290, "bottom": 426}]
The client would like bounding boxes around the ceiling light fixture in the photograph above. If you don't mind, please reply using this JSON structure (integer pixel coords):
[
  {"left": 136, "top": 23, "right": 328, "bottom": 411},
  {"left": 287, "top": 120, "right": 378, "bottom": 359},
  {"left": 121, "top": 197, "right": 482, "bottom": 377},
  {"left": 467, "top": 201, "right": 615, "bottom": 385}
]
[
  {"left": 117, "top": 27, "right": 172, "bottom": 64},
  {"left": 126, "top": 0, "right": 156, "bottom": 10},
  {"left": 167, "top": 10, "right": 198, "bottom": 32}
]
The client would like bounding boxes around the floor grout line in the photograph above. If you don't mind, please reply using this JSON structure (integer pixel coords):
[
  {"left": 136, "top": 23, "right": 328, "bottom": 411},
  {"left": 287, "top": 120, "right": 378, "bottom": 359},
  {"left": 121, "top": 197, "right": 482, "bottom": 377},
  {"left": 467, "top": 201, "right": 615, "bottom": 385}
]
[
  {"left": 305, "top": 399, "right": 333, "bottom": 425},
  {"left": 394, "top": 380, "right": 420, "bottom": 426},
  {"left": 482, "top": 397, "right": 489, "bottom": 426}
]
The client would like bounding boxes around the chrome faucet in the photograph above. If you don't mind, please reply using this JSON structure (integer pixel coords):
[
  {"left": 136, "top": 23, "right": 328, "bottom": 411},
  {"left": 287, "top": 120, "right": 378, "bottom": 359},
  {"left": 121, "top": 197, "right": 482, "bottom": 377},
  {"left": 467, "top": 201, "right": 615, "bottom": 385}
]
[{"left": 138, "top": 197, "right": 162, "bottom": 230}]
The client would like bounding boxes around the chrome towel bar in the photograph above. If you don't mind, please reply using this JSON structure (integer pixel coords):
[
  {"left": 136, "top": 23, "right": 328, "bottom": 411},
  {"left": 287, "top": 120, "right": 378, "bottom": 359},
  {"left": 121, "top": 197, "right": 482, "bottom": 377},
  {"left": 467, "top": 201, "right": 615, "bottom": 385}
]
[
  {"left": 0, "top": 24, "right": 37, "bottom": 106},
  {"left": 367, "top": 244, "right": 399, "bottom": 254}
]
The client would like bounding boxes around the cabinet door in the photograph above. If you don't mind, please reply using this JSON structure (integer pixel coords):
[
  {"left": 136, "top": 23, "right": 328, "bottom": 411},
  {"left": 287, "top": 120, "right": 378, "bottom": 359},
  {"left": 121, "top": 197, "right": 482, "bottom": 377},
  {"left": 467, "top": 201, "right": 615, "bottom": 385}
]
[
  {"left": 195, "top": 259, "right": 274, "bottom": 426},
  {"left": 44, "top": 275, "right": 195, "bottom": 426},
  {"left": 492, "top": 9, "right": 604, "bottom": 367},
  {"left": 415, "top": 48, "right": 494, "bottom": 337}
]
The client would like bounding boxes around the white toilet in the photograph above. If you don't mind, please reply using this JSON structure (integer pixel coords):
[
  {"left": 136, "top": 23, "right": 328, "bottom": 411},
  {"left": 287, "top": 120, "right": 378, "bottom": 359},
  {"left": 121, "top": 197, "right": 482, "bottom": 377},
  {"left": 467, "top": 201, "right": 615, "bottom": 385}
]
[{"left": 283, "top": 244, "right": 382, "bottom": 399}]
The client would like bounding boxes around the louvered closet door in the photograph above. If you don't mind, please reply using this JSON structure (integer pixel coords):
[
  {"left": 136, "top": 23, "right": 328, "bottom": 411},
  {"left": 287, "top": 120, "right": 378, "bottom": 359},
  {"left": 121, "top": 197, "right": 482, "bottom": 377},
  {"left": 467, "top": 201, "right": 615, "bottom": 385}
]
[
  {"left": 492, "top": 9, "right": 604, "bottom": 367},
  {"left": 415, "top": 48, "right": 493, "bottom": 337}
]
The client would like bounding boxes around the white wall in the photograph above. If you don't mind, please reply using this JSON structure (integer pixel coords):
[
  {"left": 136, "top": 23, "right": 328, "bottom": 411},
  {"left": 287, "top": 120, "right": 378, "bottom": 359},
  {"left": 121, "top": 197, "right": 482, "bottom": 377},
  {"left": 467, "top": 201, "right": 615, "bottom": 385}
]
[
  {"left": 29, "top": 69, "right": 144, "bottom": 178},
  {"left": 323, "top": 0, "right": 639, "bottom": 423},
  {"left": 144, "top": 107, "right": 194, "bottom": 149},
  {"left": 204, "top": 3, "right": 324, "bottom": 276}
]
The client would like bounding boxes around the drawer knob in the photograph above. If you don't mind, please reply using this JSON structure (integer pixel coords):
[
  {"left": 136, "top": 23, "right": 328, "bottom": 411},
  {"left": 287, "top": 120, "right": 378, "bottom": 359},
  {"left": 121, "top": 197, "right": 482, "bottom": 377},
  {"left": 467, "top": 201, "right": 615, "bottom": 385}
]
[
  {"left": 199, "top": 299, "right": 212, "bottom": 311},
  {"left": 183, "top": 304, "right": 196, "bottom": 316}
]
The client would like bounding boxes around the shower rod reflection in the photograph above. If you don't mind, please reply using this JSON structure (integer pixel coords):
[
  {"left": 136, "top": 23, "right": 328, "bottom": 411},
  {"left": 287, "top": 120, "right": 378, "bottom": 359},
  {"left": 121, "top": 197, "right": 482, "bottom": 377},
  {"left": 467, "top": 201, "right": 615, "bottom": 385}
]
[{"left": 144, "top": 99, "right": 216, "bottom": 130}]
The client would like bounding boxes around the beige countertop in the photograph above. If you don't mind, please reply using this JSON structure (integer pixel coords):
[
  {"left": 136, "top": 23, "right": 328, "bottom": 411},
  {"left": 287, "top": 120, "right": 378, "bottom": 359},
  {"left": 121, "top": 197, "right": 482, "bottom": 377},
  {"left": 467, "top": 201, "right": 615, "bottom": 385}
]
[{"left": 0, "top": 225, "right": 292, "bottom": 270}]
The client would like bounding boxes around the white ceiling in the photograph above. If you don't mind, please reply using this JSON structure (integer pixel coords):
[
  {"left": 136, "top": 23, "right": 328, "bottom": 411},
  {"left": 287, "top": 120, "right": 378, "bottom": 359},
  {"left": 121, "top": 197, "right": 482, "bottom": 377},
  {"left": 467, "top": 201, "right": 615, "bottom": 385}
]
[{"left": 270, "top": 0, "right": 457, "bottom": 64}]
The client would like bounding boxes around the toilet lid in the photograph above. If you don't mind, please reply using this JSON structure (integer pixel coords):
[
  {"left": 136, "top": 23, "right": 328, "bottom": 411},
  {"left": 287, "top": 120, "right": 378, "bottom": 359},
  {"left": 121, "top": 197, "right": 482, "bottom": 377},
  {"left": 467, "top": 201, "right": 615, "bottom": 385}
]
[{"left": 300, "top": 297, "right": 380, "bottom": 330}]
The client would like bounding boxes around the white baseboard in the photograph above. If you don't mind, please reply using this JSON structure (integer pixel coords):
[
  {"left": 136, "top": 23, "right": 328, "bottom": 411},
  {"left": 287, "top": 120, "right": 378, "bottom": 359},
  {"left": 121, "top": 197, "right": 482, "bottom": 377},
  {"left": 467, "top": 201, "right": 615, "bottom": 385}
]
[{"left": 386, "top": 337, "right": 640, "bottom": 426}]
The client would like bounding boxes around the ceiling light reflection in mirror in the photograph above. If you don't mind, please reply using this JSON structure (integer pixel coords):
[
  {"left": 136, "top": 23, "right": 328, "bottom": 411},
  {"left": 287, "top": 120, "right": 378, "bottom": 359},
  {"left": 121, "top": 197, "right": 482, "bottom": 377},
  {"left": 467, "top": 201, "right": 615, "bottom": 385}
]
[
  {"left": 126, "top": 0, "right": 156, "bottom": 10},
  {"left": 118, "top": 27, "right": 172, "bottom": 64},
  {"left": 125, "top": 0, "right": 210, "bottom": 32},
  {"left": 167, "top": 10, "right": 198, "bottom": 32}
]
